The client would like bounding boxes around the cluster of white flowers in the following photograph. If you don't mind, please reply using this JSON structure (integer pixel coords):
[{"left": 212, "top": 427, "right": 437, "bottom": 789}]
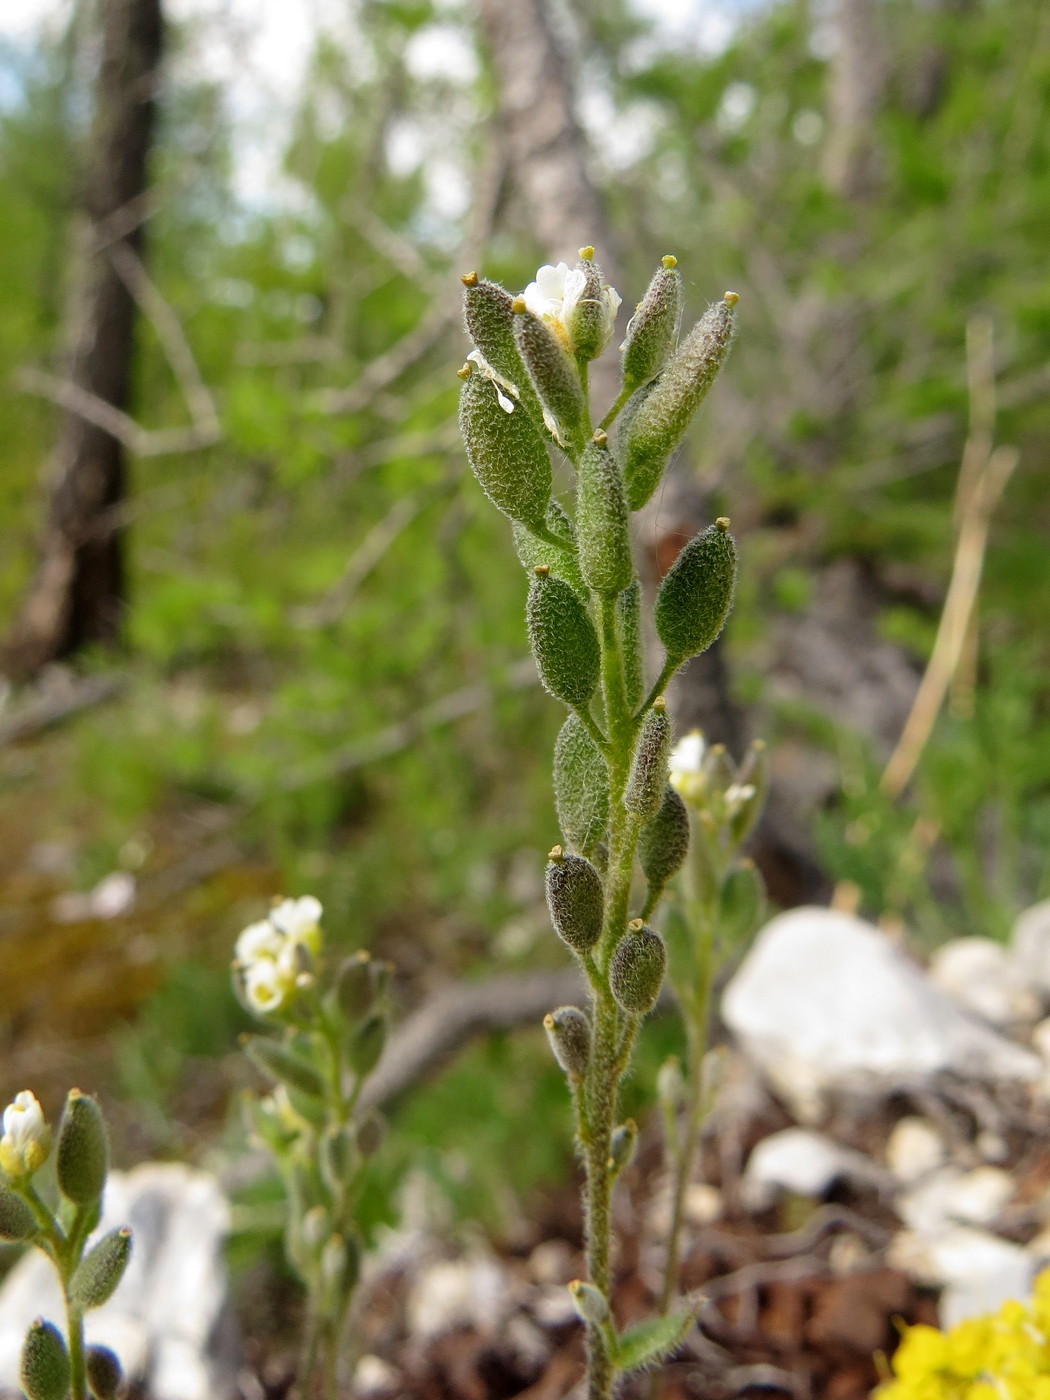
[
  {"left": 0, "top": 1090, "right": 50, "bottom": 1178},
  {"left": 234, "top": 895, "right": 323, "bottom": 1017},
  {"left": 522, "top": 261, "right": 621, "bottom": 356}
]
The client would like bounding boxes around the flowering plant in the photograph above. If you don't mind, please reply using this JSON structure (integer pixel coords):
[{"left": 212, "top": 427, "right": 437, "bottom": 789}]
[
  {"left": 0, "top": 1089, "right": 131, "bottom": 1400},
  {"left": 459, "top": 247, "right": 740, "bottom": 1398}
]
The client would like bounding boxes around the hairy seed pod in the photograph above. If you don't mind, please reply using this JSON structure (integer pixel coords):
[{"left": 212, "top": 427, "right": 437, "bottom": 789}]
[
  {"left": 654, "top": 519, "right": 737, "bottom": 664},
  {"left": 243, "top": 1037, "right": 325, "bottom": 1098},
  {"left": 576, "top": 434, "right": 633, "bottom": 596},
  {"left": 0, "top": 1187, "right": 35, "bottom": 1242},
  {"left": 622, "top": 294, "right": 737, "bottom": 510},
  {"left": 513, "top": 304, "right": 585, "bottom": 440},
  {"left": 553, "top": 713, "right": 609, "bottom": 854},
  {"left": 608, "top": 1118, "right": 639, "bottom": 1172},
  {"left": 334, "top": 950, "right": 375, "bottom": 1021},
  {"left": 70, "top": 1228, "right": 132, "bottom": 1311},
  {"left": 20, "top": 1321, "right": 70, "bottom": 1400},
  {"left": 56, "top": 1090, "right": 108, "bottom": 1207},
  {"left": 349, "top": 1015, "right": 386, "bottom": 1078},
  {"left": 459, "top": 369, "right": 551, "bottom": 526},
  {"left": 566, "top": 249, "right": 616, "bottom": 362},
  {"left": 85, "top": 1345, "right": 123, "bottom": 1400},
  {"left": 569, "top": 1279, "right": 611, "bottom": 1326},
  {"left": 617, "top": 581, "right": 644, "bottom": 709},
  {"left": 546, "top": 846, "right": 604, "bottom": 953},
  {"left": 610, "top": 921, "right": 667, "bottom": 1015},
  {"left": 638, "top": 784, "right": 690, "bottom": 894},
  {"left": 544, "top": 1006, "right": 591, "bottom": 1078},
  {"left": 512, "top": 499, "right": 588, "bottom": 599},
  {"left": 461, "top": 275, "right": 529, "bottom": 391},
  {"left": 527, "top": 569, "right": 600, "bottom": 708},
  {"left": 621, "top": 256, "right": 683, "bottom": 390},
  {"left": 624, "top": 704, "right": 672, "bottom": 819}
]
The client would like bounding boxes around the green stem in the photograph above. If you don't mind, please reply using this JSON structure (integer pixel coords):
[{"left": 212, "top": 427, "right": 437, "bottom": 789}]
[
  {"left": 597, "top": 382, "right": 637, "bottom": 432},
  {"left": 573, "top": 704, "right": 610, "bottom": 756},
  {"left": 65, "top": 1298, "right": 86, "bottom": 1400},
  {"left": 637, "top": 656, "right": 679, "bottom": 720}
]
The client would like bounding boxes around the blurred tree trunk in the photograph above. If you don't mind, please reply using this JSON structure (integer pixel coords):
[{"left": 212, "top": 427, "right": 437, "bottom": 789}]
[
  {"left": 477, "top": 0, "right": 618, "bottom": 276},
  {"left": 3, "top": 0, "right": 164, "bottom": 682},
  {"left": 822, "top": 0, "right": 887, "bottom": 199}
]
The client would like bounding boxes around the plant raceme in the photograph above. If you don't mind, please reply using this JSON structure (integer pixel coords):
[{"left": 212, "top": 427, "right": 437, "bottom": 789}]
[
  {"left": 232, "top": 897, "right": 390, "bottom": 1400},
  {"left": 459, "top": 249, "right": 740, "bottom": 1399},
  {"left": 0, "top": 1090, "right": 131, "bottom": 1400}
]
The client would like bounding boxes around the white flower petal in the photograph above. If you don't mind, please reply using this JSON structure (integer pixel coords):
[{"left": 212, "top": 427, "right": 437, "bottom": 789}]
[
  {"left": 669, "top": 731, "right": 706, "bottom": 776},
  {"left": 235, "top": 919, "right": 283, "bottom": 965}
]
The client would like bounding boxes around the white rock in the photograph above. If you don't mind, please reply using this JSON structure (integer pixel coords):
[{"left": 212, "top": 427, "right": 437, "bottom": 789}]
[
  {"left": 407, "top": 1255, "right": 510, "bottom": 1339},
  {"left": 928, "top": 937, "right": 1039, "bottom": 1026},
  {"left": 685, "top": 1183, "right": 723, "bottom": 1225},
  {"left": 0, "top": 1164, "right": 232, "bottom": 1400},
  {"left": 885, "top": 1117, "right": 945, "bottom": 1184},
  {"left": 889, "top": 1226, "right": 1032, "bottom": 1328},
  {"left": 741, "top": 1128, "right": 883, "bottom": 1212},
  {"left": 899, "top": 1166, "right": 1013, "bottom": 1235},
  {"left": 1011, "top": 900, "right": 1050, "bottom": 1000},
  {"left": 354, "top": 1355, "right": 400, "bottom": 1396},
  {"left": 722, "top": 908, "right": 1041, "bottom": 1122}
]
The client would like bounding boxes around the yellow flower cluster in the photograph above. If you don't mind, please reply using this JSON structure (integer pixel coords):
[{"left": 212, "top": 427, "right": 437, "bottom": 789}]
[{"left": 878, "top": 1269, "right": 1050, "bottom": 1399}]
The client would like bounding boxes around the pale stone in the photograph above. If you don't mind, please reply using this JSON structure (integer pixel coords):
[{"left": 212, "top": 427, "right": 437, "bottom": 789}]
[
  {"left": 0, "top": 1164, "right": 233, "bottom": 1400},
  {"left": 928, "top": 937, "right": 1040, "bottom": 1026},
  {"left": 407, "top": 1255, "right": 510, "bottom": 1339},
  {"left": 685, "top": 1183, "right": 723, "bottom": 1225},
  {"left": 722, "top": 908, "right": 1040, "bottom": 1122},
  {"left": 1011, "top": 900, "right": 1050, "bottom": 1000},
  {"left": 885, "top": 1117, "right": 945, "bottom": 1184},
  {"left": 741, "top": 1127, "right": 883, "bottom": 1211},
  {"left": 899, "top": 1166, "right": 1013, "bottom": 1235},
  {"left": 888, "top": 1226, "right": 1032, "bottom": 1328},
  {"left": 354, "top": 1355, "right": 399, "bottom": 1396}
]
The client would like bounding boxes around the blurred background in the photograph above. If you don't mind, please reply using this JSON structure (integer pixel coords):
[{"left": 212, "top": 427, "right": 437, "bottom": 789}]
[{"left": 0, "top": 0, "right": 1048, "bottom": 1349}]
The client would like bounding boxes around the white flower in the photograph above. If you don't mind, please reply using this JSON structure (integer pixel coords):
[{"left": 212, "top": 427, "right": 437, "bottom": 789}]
[
  {"left": 233, "top": 895, "right": 324, "bottom": 1018},
  {"left": 669, "top": 730, "right": 707, "bottom": 803},
  {"left": 242, "top": 958, "right": 296, "bottom": 1017},
  {"left": 521, "top": 262, "right": 621, "bottom": 356},
  {"left": 724, "top": 783, "right": 756, "bottom": 818},
  {"left": 466, "top": 349, "right": 518, "bottom": 413},
  {"left": 270, "top": 896, "right": 323, "bottom": 957},
  {"left": 235, "top": 919, "right": 284, "bottom": 965},
  {"left": 0, "top": 1091, "right": 51, "bottom": 1177}
]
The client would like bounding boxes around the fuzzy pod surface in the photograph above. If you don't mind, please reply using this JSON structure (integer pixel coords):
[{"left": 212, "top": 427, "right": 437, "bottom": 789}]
[
  {"left": 334, "top": 951, "right": 376, "bottom": 1022},
  {"left": 544, "top": 1006, "right": 591, "bottom": 1078},
  {"left": 546, "top": 848, "right": 604, "bottom": 953},
  {"left": 617, "top": 581, "right": 644, "bottom": 709},
  {"left": 609, "top": 1118, "right": 639, "bottom": 1171},
  {"left": 610, "top": 923, "right": 667, "bottom": 1015},
  {"left": 513, "top": 307, "right": 585, "bottom": 440},
  {"left": 349, "top": 1015, "right": 386, "bottom": 1077},
  {"left": 70, "top": 1228, "right": 133, "bottom": 1310},
  {"left": 512, "top": 499, "right": 588, "bottom": 599},
  {"left": 462, "top": 275, "right": 528, "bottom": 390},
  {"left": 20, "top": 1321, "right": 69, "bottom": 1400},
  {"left": 0, "top": 1187, "right": 35, "bottom": 1241},
  {"left": 527, "top": 570, "right": 600, "bottom": 708},
  {"left": 638, "top": 784, "right": 690, "bottom": 892},
  {"left": 624, "top": 707, "right": 672, "bottom": 819},
  {"left": 460, "top": 370, "right": 551, "bottom": 526},
  {"left": 566, "top": 253, "right": 611, "bottom": 362},
  {"left": 553, "top": 713, "right": 609, "bottom": 854},
  {"left": 654, "top": 519, "right": 737, "bottom": 663},
  {"left": 85, "top": 1345, "right": 123, "bottom": 1400},
  {"left": 575, "top": 436, "right": 633, "bottom": 596},
  {"left": 56, "top": 1090, "right": 108, "bottom": 1206},
  {"left": 621, "top": 257, "right": 683, "bottom": 389},
  {"left": 622, "top": 295, "right": 736, "bottom": 511},
  {"left": 243, "top": 1037, "right": 325, "bottom": 1098}
]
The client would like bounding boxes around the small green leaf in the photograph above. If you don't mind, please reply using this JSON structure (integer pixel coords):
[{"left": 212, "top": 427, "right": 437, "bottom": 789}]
[
  {"left": 243, "top": 1037, "right": 325, "bottom": 1099},
  {"left": 612, "top": 1309, "right": 694, "bottom": 1373}
]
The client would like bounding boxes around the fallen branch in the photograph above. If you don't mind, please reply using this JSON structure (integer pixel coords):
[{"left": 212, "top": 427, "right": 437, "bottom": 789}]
[{"left": 0, "top": 672, "right": 126, "bottom": 745}]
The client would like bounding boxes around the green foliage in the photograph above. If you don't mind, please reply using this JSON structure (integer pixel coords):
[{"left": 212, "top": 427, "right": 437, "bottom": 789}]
[
  {"left": 527, "top": 571, "right": 601, "bottom": 708},
  {"left": 553, "top": 713, "right": 610, "bottom": 855}
]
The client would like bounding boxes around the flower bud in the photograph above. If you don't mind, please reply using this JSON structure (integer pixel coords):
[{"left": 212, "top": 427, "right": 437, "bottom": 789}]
[
  {"left": 610, "top": 921, "right": 666, "bottom": 1015},
  {"left": 568, "top": 1279, "right": 610, "bottom": 1326},
  {"left": 654, "top": 519, "right": 737, "bottom": 664},
  {"left": 656, "top": 1055, "right": 685, "bottom": 1113},
  {"left": 622, "top": 294, "right": 737, "bottom": 510},
  {"left": 70, "top": 1228, "right": 132, "bottom": 1311},
  {"left": 545, "top": 847, "right": 604, "bottom": 953},
  {"left": 731, "top": 738, "right": 768, "bottom": 846},
  {"left": 512, "top": 499, "right": 589, "bottom": 599},
  {"left": 513, "top": 304, "right": 585, "bottom": 442},
  {"left": 617, "top": 581, "right": 644, "bottom": 709},
  {"left": 544, "top": 1006, "right": 591, "bottom": 1078},
  {"left": 553, "top": 714, "right": 609, "bottom": 855},
  {"left": 576, "top": 434, "right": 633, "bottom": 596},
  {"left": 624, "top": 703, "right": 672, "bottom": 819},
  {"left": 608, "top": 1118, "right": 638, "bottom": 1172},
  {"left": 349, "top": 1015, "right": 386, "bottom": 1078},
  {"left": 638, "top": 784, "right": 690, "bottom": 895},
  {"left": 243, "top": 1037, "right": 325, "bottom": 1099},
  {"left": 85, "top": 1345, "right": 123, "bottom": 1400},
  {"left": 621, "top": 256, "right": 683, "bottom": 390},
  {"left": 527, "top": 569, "right": 600, "bottom": 708},
  {"left": 0, "top": 1187, "right": 36, "bottom": 1241},
  {"left": 55, "top": 1091, "right": 107, "bottom": 1207},
  {"left": 20, "top": 1321, "right": 69, "bottom": 1400},
  {"left": 566, "top": 249, "right": 620, "bottom": 363},
  {"left": 459, "top": 368, "right": 552, "bottom": 526},
  {"left": 0, "top": 1092, "right": 51, "bottom": 1179}
]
